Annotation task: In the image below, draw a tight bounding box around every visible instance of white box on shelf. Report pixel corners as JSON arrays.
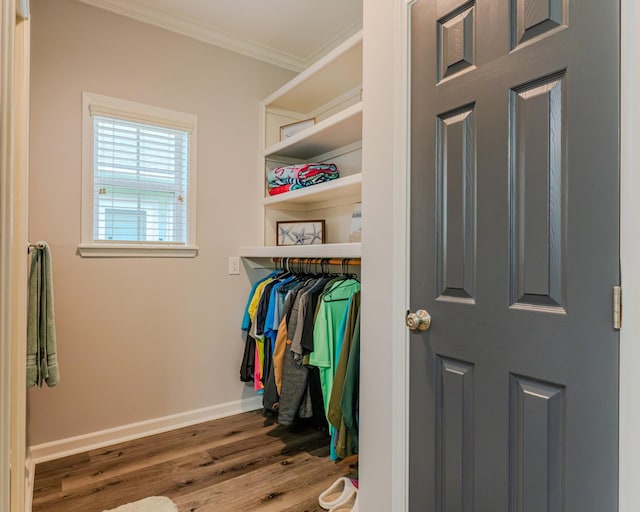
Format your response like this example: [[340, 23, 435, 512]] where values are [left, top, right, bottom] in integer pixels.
[[349, 202, 362, 243]]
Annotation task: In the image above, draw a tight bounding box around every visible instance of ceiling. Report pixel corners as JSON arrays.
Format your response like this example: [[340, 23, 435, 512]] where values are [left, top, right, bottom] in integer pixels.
[[75, 0, 363, 72]]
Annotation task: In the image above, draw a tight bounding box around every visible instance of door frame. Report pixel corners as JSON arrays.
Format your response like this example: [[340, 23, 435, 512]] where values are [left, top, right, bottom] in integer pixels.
[[390, 0, 639, 510], [11, 7, 30, 512], [0, 0, 29, 510], [618, 0, 640, 509], [0, 0, 17, 509], [389, 1, 413, 511]]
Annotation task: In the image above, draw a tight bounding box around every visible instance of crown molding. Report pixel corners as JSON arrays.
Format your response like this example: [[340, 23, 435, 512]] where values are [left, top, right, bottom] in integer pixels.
[[74, 0, 363, 72], [75, 0, 312, 71]]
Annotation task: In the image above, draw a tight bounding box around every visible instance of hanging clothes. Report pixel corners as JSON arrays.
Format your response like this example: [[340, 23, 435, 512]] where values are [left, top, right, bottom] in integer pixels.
[[328, 292, 361, 459], [240, 271, 280, 387], [239, 263, 361, 459], [309, 278, 361, 416]]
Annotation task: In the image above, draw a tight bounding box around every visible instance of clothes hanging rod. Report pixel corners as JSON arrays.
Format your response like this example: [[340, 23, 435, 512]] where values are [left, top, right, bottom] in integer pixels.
[[272, 257, 361, 267]]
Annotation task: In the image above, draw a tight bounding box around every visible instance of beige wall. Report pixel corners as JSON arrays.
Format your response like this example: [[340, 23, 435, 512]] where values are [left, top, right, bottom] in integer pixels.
[[27, 0, 294, 445]]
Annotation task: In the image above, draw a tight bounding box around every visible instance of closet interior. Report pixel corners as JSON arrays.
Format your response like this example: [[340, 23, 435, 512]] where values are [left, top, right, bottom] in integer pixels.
[[238, 29, 364, 478], [240, 29, 363, 260], [240, 258, 361, 462]]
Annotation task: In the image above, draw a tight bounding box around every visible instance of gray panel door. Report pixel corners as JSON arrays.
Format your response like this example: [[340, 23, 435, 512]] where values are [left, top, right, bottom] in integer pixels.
[[409, 1, 620, 511]]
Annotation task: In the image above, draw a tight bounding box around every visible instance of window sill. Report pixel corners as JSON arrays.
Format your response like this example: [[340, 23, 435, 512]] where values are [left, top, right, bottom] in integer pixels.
[[77, 244, 199, 258]]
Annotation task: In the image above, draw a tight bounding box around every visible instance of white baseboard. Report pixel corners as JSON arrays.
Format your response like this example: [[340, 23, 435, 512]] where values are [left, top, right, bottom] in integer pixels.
[[25, 449, 34, 512], [29, 395, 263, 464]]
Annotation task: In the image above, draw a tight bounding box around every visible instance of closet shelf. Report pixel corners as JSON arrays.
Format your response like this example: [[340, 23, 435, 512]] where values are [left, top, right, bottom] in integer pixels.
[[264, 102, 363, 160], [251, 30, 363, 252], [264, 173, 362, 211], [239, 242, 361, 260], [265, 31, 363, 114]]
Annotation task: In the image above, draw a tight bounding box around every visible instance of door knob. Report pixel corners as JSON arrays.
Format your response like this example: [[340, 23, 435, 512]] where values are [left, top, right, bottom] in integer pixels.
[[406, 309, 431, 331]]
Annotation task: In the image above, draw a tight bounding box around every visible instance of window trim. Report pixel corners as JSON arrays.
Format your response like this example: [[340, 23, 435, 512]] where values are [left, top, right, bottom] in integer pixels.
[[80, 92, 198, 257]]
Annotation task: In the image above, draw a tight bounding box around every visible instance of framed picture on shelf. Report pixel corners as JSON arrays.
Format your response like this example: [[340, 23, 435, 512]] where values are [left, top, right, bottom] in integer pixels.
[[280, 118, 316, 140], [277, 220, 325, 246]]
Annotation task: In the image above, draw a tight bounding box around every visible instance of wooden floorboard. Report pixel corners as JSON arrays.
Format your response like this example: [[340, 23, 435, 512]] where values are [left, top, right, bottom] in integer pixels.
[[32, 410, 356, 512]]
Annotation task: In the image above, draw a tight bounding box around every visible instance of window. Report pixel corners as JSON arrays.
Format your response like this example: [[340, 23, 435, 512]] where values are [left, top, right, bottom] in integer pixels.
[[92, 115, 187, 243], [80, 93, 197, 257]]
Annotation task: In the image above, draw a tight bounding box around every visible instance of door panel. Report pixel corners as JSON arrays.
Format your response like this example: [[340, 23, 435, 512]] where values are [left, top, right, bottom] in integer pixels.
[[437, 5, 475, 81], [512, 0, 566, 48], [409, 0, 620, 510], [509, 375, 565, 512], [436, 357, 475, 512], [436, 105, 476, 301], [509, 73, 566, 309]]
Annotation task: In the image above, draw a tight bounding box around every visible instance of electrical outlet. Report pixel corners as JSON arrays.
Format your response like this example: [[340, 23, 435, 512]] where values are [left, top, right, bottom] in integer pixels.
[[228, 256, 240, 275]]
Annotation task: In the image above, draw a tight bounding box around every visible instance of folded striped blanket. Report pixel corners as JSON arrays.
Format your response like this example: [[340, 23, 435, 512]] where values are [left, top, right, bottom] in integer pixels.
[[267, 163, 339, 196]]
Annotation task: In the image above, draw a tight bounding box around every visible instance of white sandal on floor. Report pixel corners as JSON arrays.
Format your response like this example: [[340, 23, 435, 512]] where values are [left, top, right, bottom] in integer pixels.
[[328, 489, 358, 512], [318, 477, 356, 510]]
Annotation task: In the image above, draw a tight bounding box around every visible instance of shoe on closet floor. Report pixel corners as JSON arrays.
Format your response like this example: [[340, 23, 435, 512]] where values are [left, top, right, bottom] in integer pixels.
[[328, 489, 358, 512], [318, 477, 356, 510]]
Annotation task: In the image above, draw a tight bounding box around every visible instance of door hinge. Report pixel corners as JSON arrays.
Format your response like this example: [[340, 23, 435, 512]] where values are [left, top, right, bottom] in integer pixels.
[[613, 285, 622, 330]]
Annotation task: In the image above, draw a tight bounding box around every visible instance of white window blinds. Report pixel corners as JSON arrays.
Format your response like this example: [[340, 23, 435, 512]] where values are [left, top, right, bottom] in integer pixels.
[[92, 115, 189, 244]]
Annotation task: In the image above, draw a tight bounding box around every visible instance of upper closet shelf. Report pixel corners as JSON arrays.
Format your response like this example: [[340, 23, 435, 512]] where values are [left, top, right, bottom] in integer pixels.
[[264, 102, 363, 160], [264, 31, 363, 114]]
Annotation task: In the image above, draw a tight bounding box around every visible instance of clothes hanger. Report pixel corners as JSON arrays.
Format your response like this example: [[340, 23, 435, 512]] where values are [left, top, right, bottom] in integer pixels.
[[342, 258, 358, 280], [322, 274, 358, 303]]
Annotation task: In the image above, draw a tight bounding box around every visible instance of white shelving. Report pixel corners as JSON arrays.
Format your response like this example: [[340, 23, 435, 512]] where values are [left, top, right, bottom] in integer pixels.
[[263, 173, 362, 210], [264, 102, 362, 160], [239, 243, 361, 259], [242, 30, 363, 260], [264, 32, 363, 114]]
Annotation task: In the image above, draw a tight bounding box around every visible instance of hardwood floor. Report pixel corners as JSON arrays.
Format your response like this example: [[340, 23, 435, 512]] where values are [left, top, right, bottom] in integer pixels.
[[32, 410, 356, 512]]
